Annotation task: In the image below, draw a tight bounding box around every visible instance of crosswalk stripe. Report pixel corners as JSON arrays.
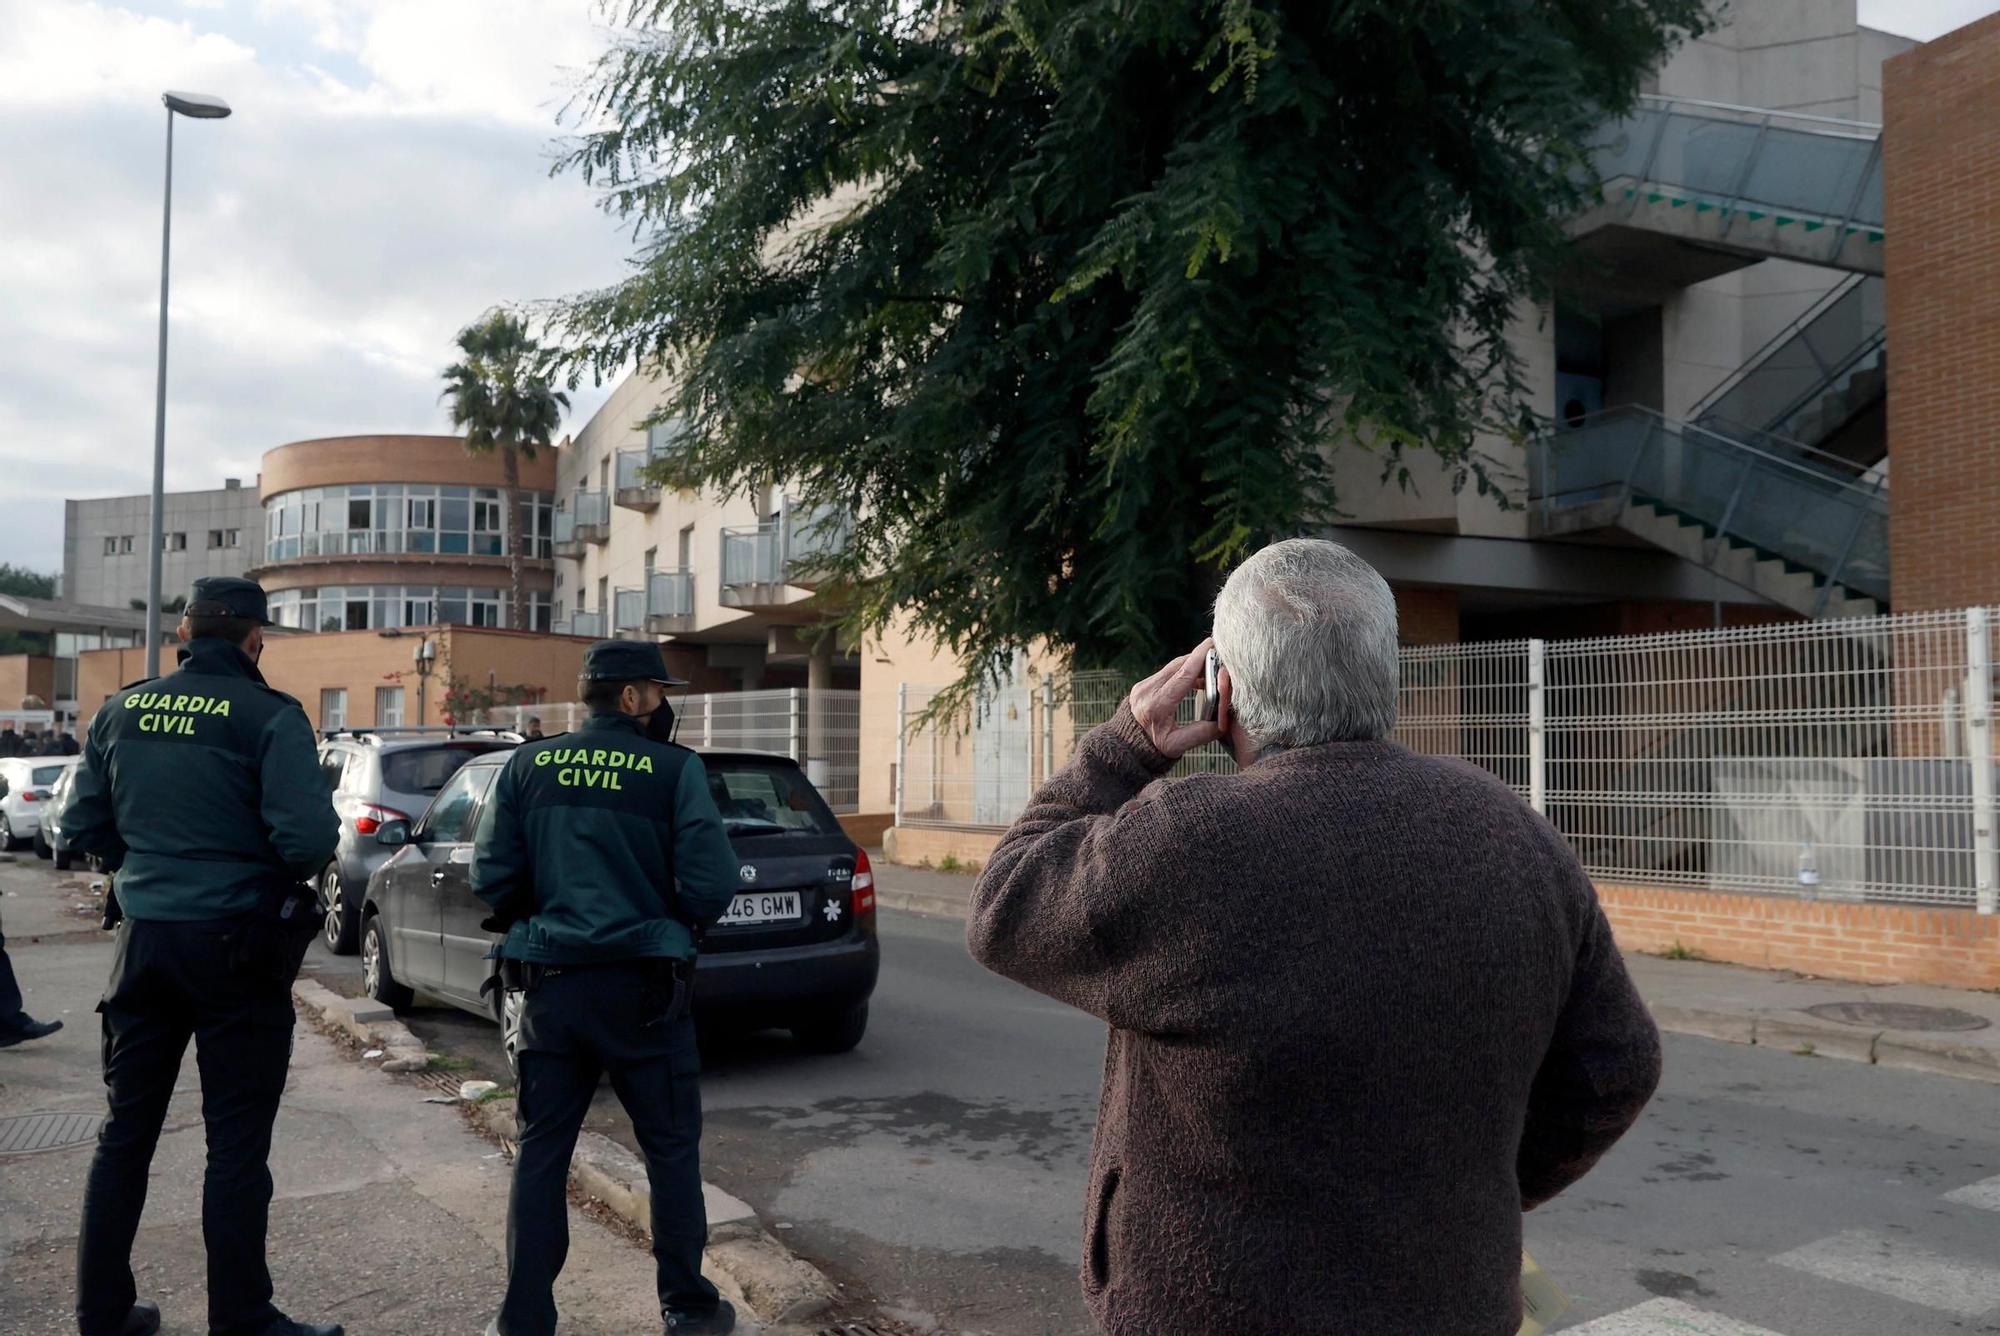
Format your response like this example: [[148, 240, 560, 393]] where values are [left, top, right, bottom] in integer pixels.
[[1560, 1297, 1793, 1335], [1770, 1229, 2000, 1319], [1942, 1174, 2000, 1211]]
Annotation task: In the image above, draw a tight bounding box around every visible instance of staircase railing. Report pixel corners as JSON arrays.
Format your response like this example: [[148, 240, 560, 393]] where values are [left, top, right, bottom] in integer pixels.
[[1691, 275, 1886, 461], [1591, 95, 1884, 261], [1529, 406, 1889, 607]]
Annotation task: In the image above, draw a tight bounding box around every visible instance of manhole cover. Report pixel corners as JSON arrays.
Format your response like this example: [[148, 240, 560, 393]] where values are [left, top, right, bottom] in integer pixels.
[[0, 1111, 103, 1155], [1804, 1002, 1992, 1033]]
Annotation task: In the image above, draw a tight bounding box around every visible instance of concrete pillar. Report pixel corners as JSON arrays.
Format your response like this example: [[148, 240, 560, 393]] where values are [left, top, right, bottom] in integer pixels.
[[806, 635, 834, 789]]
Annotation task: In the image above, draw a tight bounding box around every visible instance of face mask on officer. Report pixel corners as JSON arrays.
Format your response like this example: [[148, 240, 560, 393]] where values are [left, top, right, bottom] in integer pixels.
[[621, 681, 675, 742]]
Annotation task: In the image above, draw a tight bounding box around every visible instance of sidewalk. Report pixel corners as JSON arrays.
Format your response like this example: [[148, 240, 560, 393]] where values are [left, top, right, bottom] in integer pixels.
[[870, 853, 2000, 1084], [0, 855, 770, 1336]]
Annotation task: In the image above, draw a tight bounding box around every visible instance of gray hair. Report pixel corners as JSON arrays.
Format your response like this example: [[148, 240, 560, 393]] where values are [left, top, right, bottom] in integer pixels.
[[1212, 539, 1400, 748]]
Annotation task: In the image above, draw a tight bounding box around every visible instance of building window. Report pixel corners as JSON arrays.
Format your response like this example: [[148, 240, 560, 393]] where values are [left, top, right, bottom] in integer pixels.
[[207, 530, 224, 549], [267, 583, 527, 632], [320, 688, 348, 732], [118, 535, 133, 554], [225, 529, 240, 548], [262, 484, 555, 563], [166, 532, 187, 552], [375, 686, 405, 729], [103, 537, 117, 556]]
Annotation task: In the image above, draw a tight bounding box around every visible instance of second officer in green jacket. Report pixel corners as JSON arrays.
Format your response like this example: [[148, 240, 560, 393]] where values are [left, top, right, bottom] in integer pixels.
[[473, 640, 740, 1336]]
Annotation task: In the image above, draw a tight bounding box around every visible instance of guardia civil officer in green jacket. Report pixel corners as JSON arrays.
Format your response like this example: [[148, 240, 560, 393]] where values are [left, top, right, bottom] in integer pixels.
[[64, 578, 342, 1336], [473, 640, 740, 1336]]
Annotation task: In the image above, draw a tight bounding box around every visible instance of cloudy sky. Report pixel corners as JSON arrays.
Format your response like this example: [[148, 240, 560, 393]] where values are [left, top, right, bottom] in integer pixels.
[[1, 0, 1996, 580]]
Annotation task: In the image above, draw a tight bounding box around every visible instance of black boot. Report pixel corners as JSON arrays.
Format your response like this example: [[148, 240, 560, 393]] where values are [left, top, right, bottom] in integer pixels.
[[0, 1015, 61, 1047], [665, 1299, 736, 1334], [253, 1319, 344, 1336], [119, 1300, 161, 1336]]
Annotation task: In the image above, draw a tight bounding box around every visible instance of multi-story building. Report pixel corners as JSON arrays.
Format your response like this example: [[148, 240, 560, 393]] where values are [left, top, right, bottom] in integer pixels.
[[551, 376, 859, 692], [61, 479, 262, 609], [249, 434, 559, 634]]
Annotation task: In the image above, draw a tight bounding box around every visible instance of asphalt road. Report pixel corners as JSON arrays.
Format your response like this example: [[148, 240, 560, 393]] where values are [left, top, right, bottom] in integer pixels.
[[308, 911, 2000, 1336]]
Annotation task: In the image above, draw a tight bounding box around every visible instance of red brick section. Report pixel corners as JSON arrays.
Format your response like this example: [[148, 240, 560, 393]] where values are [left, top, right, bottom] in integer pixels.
[[1598, 883, 2000, 991], [1883, 13, 2000, 611]]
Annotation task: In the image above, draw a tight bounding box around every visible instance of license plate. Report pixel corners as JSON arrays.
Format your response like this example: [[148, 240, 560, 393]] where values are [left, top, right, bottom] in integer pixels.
[[719, 891, 803, 927]]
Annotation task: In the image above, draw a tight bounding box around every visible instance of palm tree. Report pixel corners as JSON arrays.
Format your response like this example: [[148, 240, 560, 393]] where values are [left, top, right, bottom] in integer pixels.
[[440, 312, 569, 632]]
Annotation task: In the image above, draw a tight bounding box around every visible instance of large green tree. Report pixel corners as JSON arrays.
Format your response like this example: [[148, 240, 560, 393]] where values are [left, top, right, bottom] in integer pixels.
[[546, 0, 1708, 702], [441, 313, 570, 632]]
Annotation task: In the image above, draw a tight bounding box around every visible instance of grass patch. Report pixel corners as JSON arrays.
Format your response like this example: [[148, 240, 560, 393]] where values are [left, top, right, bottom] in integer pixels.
[[475, 1086, 517, 1104], [1656, 941, 1707, 962], [426, 1053, 476, 1073], [936, 854, 982, 874]]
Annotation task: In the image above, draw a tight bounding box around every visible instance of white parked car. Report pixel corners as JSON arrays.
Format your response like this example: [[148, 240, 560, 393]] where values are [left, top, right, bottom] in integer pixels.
[[0, 756, 81, 851]]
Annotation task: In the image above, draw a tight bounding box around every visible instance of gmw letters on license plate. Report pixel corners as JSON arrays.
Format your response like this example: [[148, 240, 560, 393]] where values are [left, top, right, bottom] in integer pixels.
[[722, 891, 802, 926]]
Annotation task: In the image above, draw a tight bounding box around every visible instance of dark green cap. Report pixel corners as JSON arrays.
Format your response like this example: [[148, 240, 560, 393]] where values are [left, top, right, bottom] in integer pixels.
[[581, 639, 686, 686], [186, 576, 274, 626]]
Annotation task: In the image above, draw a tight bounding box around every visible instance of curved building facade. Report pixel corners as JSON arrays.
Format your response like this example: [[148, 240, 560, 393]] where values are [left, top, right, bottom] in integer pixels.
[[250, 435, 558, 633]]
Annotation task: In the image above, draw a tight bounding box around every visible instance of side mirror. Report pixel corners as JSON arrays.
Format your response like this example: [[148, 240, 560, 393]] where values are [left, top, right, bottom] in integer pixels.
[[377, 820, 412, 848]]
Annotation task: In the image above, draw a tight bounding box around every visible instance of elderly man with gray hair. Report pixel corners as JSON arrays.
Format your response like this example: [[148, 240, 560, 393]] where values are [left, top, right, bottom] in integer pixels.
[[968, 538, 1662, 1336]]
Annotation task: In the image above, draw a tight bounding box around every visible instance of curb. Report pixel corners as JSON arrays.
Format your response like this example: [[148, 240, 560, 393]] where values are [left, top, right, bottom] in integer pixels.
[[1649, 1003, 2000, 1084], [294, 979, 836, 1328], [293, 978, 430, 1070], [873, 887, 974, 920]]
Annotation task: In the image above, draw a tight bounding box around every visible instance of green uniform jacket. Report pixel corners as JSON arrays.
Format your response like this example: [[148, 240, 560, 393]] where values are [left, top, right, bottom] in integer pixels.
[[471, 711, 739, 965], [63, 637, 339, 921]]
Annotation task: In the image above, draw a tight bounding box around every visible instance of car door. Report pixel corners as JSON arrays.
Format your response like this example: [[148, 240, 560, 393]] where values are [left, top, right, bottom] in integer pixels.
[[389, 765, 485, 992], [439, 765, 505, 1004]]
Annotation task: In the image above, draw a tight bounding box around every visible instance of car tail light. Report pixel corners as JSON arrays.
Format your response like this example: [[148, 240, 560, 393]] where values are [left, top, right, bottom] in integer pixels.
[[852, 848, 875, 916], [353, 802, 409, 835], [20, 790, 40, 802]]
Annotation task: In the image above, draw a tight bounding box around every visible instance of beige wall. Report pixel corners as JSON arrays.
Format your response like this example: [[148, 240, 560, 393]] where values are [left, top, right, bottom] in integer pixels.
[[0, 655, 56, 709], [260, 435, 557, 501]]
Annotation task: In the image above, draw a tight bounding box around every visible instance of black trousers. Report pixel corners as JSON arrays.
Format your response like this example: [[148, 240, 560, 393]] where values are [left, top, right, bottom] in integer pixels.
[[0, 921, 25, 1028], [499, 963, 718, 1336], [76, 919, 295, 1336]]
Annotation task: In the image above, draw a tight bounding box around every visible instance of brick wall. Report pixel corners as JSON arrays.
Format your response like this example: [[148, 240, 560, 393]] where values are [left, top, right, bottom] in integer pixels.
[[0, 655, 56, 709], [1599, 883, 2000, 991], [1394, 586, 1460, 645], [1883, 13, 2000, 610]]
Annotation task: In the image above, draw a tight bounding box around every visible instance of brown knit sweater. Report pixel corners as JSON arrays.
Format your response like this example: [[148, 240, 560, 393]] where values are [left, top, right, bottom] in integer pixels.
[[967, 704, 1662, 1336]]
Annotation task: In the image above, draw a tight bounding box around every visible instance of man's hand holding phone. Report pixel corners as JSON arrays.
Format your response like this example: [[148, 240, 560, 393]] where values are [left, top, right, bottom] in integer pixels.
[[1125, 638, 1227, 762]]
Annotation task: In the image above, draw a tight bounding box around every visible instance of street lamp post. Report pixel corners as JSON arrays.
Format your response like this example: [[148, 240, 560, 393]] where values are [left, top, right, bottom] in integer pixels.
[[145, 91, 232, 678]]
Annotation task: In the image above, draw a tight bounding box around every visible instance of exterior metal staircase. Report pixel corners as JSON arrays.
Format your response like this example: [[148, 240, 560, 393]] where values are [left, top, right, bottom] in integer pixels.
[[1576, 95, 1885, 276], [1528, 407, 1887, 619]]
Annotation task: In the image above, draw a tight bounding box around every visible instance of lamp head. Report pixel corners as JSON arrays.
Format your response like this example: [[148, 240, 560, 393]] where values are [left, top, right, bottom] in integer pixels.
[[163, 91, 232, 119]]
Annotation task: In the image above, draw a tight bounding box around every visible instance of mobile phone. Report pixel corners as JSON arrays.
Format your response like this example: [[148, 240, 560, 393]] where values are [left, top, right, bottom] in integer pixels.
[[1199, 648, 1220, 722]]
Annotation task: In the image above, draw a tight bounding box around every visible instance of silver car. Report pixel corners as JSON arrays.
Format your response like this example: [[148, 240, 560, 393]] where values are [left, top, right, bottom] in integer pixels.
[[315, 728, 519, 954], [0, 756, 79, 852]]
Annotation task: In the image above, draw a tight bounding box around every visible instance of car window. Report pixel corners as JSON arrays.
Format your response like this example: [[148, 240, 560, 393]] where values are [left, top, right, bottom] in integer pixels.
[[416, 764, 494, 844], [381, 742, 511, 797], [31, 765, 67, 787], [703, 760, 842, 836], [319, 750, 348, 793]]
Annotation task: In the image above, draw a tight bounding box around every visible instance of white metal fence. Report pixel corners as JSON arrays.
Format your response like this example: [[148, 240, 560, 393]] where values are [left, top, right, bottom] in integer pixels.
[[893, 607, 1999, 911], [477, 687, 862, 812]]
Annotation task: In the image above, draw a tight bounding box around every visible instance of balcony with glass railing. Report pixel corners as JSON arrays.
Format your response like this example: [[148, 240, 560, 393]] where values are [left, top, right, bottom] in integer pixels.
[[552, 490, 611, 558], [646, 569, 696, 632], [615, 449, 660, 512], [613, 586, 647, 636], [554, 609, 606, 638], [717, 497, 853, 607]]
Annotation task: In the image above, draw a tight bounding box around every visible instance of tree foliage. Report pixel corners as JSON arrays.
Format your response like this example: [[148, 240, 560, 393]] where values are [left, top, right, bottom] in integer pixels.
[[0, 564, 57, 656], [546, 0, 1709, 701], [442, 313, 570, 631]]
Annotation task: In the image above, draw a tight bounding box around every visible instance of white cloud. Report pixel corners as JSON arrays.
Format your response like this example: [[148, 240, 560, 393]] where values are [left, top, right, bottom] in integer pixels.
[[0, 0, 629, 577]]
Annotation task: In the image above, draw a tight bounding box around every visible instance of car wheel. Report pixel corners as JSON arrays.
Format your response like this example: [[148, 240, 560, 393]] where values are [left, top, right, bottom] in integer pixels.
[[321, 866, 360, 955], [34, 828, 51, 860], [361, 914, 415, 1010], [0, 813, 17, 851], [792, 1001, 868, 1055], [492, 982, 524, 1083], [53, 844, 73, 871]]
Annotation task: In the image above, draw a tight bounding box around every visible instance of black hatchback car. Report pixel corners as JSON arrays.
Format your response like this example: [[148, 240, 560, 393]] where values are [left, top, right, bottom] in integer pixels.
[[357, 745, 880, 1065]]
